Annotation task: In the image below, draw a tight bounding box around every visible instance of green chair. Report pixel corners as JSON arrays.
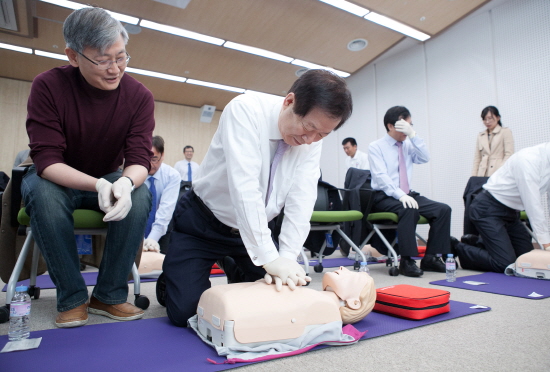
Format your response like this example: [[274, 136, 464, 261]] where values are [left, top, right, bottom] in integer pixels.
[[0, 167, 149, 324]]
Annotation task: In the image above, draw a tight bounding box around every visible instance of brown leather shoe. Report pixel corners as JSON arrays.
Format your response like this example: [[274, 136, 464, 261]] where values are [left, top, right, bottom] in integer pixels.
[[55, 303, 88, 328], [88, 296, 144, 321]]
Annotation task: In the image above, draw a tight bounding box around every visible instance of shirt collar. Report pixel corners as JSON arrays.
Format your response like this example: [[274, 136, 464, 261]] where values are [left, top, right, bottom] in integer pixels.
[[383, 133, 400, 146], [269, 97, 285, 140]]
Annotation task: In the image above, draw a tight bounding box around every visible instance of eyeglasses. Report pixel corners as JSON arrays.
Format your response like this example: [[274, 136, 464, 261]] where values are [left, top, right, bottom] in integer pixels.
[[77, 51, 131, 70], [150, 156, 161, 164], [483, 117, 496, 123]]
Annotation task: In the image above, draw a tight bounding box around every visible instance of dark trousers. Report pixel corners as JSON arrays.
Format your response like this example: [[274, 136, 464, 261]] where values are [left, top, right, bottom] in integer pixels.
[[456, 190, 532, 272], [372, 191, 452, 257], [163, 191, 266, 327]]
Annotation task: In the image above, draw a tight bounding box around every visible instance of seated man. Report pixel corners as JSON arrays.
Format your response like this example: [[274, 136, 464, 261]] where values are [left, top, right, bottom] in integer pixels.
[[143, 136, 181, 254], [368, 106, 451, 277], [342, 137, 369, 170], [23, 7, 154, 327], [455, 142, 550, 272], [161, 69, 353, 326]]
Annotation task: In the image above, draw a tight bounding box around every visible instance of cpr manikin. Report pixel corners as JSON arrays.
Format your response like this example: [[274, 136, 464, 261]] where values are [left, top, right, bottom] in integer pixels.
[[189, 267, 376, 363], [137, 252, 164, 278]]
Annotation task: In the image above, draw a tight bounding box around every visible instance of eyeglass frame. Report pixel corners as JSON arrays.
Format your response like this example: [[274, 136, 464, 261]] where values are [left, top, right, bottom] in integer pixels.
[[150, 156, 161, 164], [76, 50, 131, 70]]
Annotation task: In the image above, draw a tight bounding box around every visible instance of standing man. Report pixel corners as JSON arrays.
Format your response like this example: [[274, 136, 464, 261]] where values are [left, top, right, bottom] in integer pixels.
[[342, 137, 369, 170], [174, 145, 200, 182], [368, 106, 451, 277], [160, 70, 353, 326], [23, 7, 154, 328], [143, 136, 181, 254], [455, 142, 550, 272]]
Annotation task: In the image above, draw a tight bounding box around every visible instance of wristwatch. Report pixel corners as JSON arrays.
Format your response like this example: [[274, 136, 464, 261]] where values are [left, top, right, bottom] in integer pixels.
[[123, 176, 135, 192]]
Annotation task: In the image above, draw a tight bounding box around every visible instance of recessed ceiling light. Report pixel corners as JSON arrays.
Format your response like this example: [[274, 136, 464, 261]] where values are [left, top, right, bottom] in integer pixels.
[[295, 68, 309, 77], [124, 24, 142, 35], [347, 38, 368, 51]]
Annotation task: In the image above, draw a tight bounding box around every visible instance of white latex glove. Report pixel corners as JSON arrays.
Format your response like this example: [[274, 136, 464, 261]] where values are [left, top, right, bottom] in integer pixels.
[[394, 119, 416, 138], [263, 257, 311, 291], [543, 243, 550, 251], [103, 177, 133, 222], [143, 238, 160, 252], [399, 194, 419, 209], [95, 178, 114, 214]]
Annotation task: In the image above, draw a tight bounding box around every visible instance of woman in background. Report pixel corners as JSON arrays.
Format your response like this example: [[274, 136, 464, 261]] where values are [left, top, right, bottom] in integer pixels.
[[472, 106, 514, 177]]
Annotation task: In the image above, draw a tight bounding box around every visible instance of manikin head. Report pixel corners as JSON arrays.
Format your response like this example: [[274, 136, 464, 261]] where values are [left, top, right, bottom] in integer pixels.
[[322, 266, 376, 324]]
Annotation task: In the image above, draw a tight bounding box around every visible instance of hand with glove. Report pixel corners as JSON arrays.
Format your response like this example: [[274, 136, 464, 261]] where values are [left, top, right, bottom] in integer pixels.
[[394, 119, 416, 139], [263, 256, 311, 291], [143, 238, 160, 252], [103, 177, 133, 222], [399, 194, 419, 209], [95, 178, 114, 214]]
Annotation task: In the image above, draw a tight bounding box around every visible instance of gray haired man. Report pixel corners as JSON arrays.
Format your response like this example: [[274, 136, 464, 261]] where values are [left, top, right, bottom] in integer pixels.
[[23, 7, 155, 328]]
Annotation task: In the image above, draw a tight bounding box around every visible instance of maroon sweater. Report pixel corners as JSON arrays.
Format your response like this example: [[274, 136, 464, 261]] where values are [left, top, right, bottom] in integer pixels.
[[26, 65, 155, 178]]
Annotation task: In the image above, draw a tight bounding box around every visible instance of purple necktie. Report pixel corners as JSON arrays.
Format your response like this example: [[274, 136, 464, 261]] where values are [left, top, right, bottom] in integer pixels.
[[396, 141, 410, 194], [266, 140, 289, 205]]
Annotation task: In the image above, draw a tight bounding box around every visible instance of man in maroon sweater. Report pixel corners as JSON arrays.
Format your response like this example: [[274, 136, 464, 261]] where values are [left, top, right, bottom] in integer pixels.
[[23, 7, 155, 328]]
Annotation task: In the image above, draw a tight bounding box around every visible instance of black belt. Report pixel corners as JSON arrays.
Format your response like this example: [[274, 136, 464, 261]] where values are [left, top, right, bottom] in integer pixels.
[[190, 189, 240, 236]]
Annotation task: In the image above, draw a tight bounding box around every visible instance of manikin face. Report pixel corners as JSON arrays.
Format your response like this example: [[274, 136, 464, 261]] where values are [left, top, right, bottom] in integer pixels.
[[343, 143, 357, 157], [184, 148, 194, 161], [387, 116, 412, 142], [483, 112, 500, 132], [149, 147, 164, 175], [278, 93, 341, 146], [322, 266, 370, 310], [66, 35, 127, 91]]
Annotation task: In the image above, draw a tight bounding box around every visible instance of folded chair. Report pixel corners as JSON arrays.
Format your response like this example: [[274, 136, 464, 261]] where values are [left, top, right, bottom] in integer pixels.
[[354, 189, 428, 276], [0, 166, 149, 324], [300, 181, 366, 274]]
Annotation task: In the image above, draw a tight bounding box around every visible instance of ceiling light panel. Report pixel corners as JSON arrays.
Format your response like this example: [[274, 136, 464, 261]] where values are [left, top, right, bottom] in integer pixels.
[[34, 50, 68, 60], [39, 0, 139, 24], [126, 67, 187, 82], [0, 43, 33, 54], [318, 0, 369, 17], [223, 41, 294, 63], [291, 60, 350, 78], [186, 79, 245, 94], [365, 12, 430, 42], [139, 20, 224, 46]]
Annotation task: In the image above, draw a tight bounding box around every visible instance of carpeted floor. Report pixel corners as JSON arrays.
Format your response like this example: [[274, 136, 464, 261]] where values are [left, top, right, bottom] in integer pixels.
[[1, 250, 549, 372]]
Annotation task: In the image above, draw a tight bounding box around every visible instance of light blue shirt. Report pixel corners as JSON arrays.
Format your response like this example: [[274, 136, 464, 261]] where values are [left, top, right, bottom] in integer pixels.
[[145, 162, 181, 242], [368, 133, 430, 200]]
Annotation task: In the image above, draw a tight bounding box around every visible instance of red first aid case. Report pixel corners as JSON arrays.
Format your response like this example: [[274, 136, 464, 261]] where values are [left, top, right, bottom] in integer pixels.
[[374, 284, 450, 320]]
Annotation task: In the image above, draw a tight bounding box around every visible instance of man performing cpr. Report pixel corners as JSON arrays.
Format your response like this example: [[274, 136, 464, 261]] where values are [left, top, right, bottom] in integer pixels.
[[160, 70, 353, 326]]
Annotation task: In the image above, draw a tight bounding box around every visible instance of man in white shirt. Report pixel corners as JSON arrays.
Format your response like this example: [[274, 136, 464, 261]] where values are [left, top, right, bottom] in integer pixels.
[[143, 136, 181, 254], [369, 106, 451, 277], [455, 142, 550, 272], [342, 137, 369, 170], [160, 70, 353, 326], [174, 145, 200, 182]]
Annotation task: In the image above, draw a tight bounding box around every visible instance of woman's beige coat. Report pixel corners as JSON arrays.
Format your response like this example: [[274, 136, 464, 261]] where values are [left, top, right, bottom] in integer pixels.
[[472, 125, 514, 177]]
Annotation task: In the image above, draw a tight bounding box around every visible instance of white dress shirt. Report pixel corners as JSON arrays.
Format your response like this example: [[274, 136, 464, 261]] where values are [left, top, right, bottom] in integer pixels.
[[193, 92, 322, 266], [368, 133, 430, 200], [345, 149, 369, 170], [484, 142, 550, 244], [174, 159, 200, 181], [145, 162, 181, 242]]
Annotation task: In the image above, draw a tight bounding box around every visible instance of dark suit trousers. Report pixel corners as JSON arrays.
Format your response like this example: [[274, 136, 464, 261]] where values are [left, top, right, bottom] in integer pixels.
[[456, 191, 532, 273], [372, 191, 452, 257], [163, 191, 266, 327]]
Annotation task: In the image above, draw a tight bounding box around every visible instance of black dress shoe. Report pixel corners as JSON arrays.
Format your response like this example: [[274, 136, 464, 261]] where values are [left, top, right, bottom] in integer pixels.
[[156, 272, 166, 307], [399, 257, 423, 277], [450, 236, 460, 256], [461, 234, 480, 247], [420, 254, 446, 273]]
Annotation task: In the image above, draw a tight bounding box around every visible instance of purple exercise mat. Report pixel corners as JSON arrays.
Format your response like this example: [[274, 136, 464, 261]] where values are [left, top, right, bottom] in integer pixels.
[[0, 300, 489, 372], [2, 272, 157, 292], [430, 272, 550, 299]]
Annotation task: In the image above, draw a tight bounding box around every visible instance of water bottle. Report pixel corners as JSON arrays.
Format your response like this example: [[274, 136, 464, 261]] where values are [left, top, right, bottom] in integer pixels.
[[445, 254, 456, 282], [9, 286, 31, 341], [359, 261, 369, 274]]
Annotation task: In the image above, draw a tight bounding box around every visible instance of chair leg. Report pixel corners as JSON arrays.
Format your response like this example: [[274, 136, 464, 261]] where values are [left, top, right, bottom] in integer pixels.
[[523, 221, 543, 249], [5, 230, 34, 307], [372, 225, 399, 269], [300, 247, 310, 275], [335, 226, 367, 265], [415, 232, 427, 246]]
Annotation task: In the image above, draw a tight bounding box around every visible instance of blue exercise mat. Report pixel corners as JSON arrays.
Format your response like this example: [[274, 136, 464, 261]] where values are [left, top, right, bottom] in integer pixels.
[[0, 300, 489, 371], [430, 272, 550, 299]]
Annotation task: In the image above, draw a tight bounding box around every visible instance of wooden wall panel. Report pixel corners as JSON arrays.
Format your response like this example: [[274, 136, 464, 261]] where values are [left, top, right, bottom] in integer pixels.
[[0, 77, 219, 177]]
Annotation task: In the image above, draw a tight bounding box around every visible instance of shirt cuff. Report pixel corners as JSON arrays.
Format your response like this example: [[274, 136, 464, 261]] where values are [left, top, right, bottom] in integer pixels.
[[249, 241, 280, 267], [146, 229, 163, 242]]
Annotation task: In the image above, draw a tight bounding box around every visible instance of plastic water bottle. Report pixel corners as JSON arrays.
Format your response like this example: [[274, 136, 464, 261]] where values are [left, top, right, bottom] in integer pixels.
[[9, 286, 31, 341], [359, 261, 369, 274], [445, 254, 456, 282]]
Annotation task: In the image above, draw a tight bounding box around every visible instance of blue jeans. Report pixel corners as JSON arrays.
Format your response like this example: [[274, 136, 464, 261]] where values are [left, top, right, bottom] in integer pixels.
[[21, 166, 151, 312]]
